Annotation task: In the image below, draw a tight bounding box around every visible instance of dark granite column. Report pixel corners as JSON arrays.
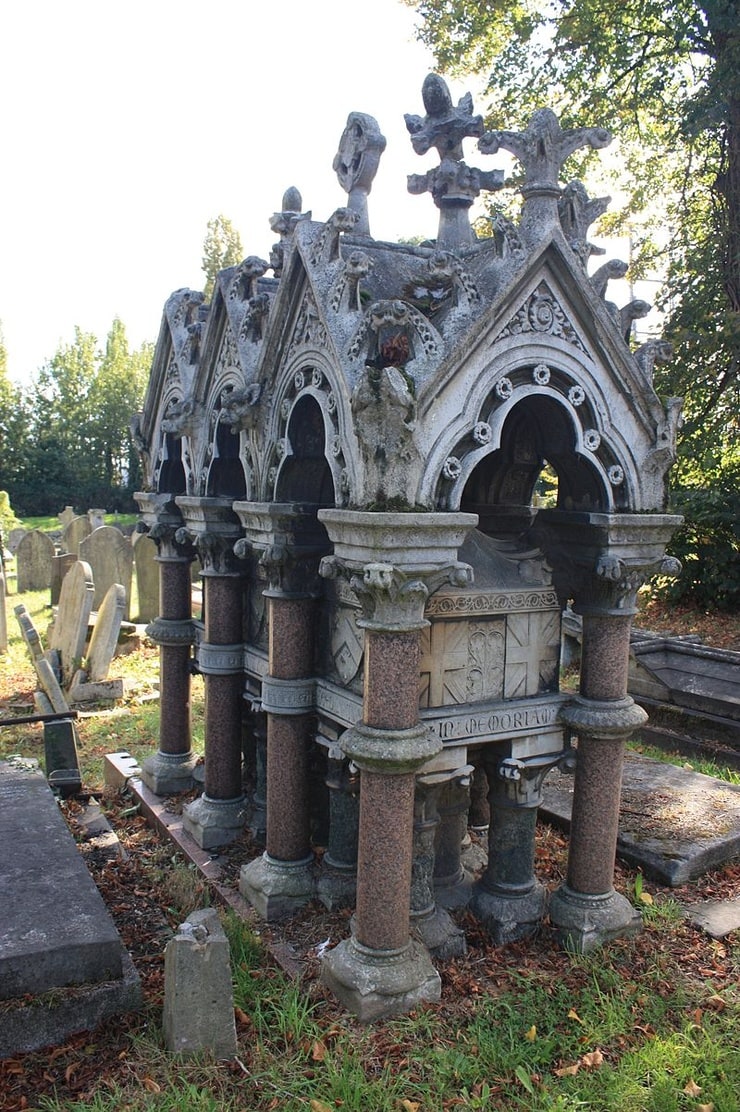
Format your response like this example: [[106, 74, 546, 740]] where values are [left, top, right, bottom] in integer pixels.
[[134, 497, 197, 795], [411, 776, 466, 958], [317, 746, 360, 910], [316, 508, 477, 1022], [434, 774, 474, 908], [532, 510, 683, 953], [235, 503, 328, 921], [175, 498, 247, 850], [471, 747, 572, 943]]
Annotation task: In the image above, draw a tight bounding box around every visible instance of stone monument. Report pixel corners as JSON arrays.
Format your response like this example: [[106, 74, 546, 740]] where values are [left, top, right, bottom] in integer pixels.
[[132, 74, 682, 1019]]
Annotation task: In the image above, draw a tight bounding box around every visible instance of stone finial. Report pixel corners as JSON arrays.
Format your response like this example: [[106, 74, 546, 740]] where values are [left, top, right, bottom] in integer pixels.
[[269, 187, 310, 277], [619, 299, 651, 342], [333, 112, 386, 237], [634, 338, 674, 383], [590, 258, 628, 300], [558, 180, 610, 267], [405, 74, 504, 249], [480, 108, 611, 241], [405, 73, 484, 160]]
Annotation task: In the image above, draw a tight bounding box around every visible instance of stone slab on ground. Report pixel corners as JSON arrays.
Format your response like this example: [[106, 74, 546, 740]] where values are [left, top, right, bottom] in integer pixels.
[[541, 751, 740, 886], [0, 757, 139, 1028], [682, 898, 740, 939]]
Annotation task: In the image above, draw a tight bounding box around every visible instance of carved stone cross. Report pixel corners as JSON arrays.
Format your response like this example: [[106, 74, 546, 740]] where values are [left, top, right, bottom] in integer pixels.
[[333, 112, 386, 237]]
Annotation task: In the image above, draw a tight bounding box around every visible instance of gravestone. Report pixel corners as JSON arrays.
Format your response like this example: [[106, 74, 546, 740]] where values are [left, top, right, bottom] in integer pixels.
[[163, 908, 237, 1058], [61, 515, 93, 556], [0, 562, 6, 653], [50, 551, 78, 606], [88, 508, 106, 529], [0, 757, 141, 1056], [7, 527, 26, 554], [79, 526, 133, 618], [132, 530, 159, 623], [16, 529, 55, 592], [48, 559, 95, 687], [86, 582, 126, 682], [58, 506, 77, 530]]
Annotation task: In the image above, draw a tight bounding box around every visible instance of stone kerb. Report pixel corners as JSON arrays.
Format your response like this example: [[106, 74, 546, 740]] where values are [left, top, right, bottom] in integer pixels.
[[16, 530, 56, 592], [79, 526, 133, 619]]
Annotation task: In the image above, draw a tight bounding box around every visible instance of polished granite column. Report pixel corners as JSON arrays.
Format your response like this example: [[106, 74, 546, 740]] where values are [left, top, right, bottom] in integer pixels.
[[317, 509, 477, 1021], [235, 503, 328, 920], [134, 493, 197, 795], [534, 510, 682, 952], [176, 497, 247, 850]]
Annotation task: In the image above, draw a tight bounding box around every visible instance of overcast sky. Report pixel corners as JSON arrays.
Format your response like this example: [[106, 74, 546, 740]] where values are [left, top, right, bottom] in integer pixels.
[[1, 0, 455, 382]]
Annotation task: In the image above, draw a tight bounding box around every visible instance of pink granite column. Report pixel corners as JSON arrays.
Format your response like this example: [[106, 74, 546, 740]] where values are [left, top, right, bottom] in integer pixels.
[[180, 527, 247, 851], [355, 629, 420, 951], [140, 525, 198, 795]]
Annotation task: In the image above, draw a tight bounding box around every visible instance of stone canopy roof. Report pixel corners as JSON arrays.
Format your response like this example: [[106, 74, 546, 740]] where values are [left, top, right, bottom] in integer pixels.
[[133, 75, 681, 521]]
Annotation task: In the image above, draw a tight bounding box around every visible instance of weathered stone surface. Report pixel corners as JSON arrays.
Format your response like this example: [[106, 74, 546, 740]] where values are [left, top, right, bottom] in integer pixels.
[[0, 759, 131, 1001], [132, 530, 159, 622], [86, 582, 126, 681], [541, 751, 740, 885], [61, 515, 93, 556], [79, 526, 133, 618], [48, 558, 95, 686], [163, 908, 237, 1058], [16, 529, 55, 592], [682, 898, 740, 939]]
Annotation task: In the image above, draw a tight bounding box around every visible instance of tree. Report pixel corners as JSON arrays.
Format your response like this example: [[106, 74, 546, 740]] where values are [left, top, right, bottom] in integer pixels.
[[201, 214, 244, 301], [406, 0, 740, 468]]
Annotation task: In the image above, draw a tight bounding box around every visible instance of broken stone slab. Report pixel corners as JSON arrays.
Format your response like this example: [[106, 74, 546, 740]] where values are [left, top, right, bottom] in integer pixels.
[[682, 898, 740, 939], [541, 751, 740, 886], [68, 673, 125, 705], [163, 908, 237, 1059], [44, 717, 82, 797], [86, 582, 126, 681], [0, 758, 141, 1056]]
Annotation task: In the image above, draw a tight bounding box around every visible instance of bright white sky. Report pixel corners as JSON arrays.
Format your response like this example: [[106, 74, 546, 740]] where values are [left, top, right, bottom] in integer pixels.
[[1, 0, 457, 383]]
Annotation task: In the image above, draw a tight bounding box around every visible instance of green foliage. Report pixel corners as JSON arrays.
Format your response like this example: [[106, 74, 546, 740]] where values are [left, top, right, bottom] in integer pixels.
[[0, 319, 151, 516], [655, 459, 740, 609], [407, 0, 740, 478], [201, 215, 243, 301]]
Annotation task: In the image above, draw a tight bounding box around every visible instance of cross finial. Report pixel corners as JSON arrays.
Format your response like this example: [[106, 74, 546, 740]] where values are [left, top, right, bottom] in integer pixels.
[[405, 74, 504, 249], [333, 113, 386, 237]]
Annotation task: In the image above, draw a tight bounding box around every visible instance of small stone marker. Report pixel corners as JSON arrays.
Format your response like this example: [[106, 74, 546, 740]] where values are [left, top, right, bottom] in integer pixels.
[[682, 898, 740, 939], [163, 908, 237, 1059]]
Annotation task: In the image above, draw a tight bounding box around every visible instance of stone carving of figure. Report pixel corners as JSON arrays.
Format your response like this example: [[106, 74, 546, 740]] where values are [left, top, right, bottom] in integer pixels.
[[351, 364, 420, 503]]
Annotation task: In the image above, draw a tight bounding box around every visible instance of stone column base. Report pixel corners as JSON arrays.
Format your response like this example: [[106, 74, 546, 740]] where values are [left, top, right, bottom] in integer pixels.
[[549, 884, 642, 953], [141, 750, 199, 796], [321, 935, 441, 1023], [412, 906, 467, 960], [181, 793, 246, 850], [239, 853, 315, 921], [434, 868, 473, 910], [470, 881, 548, 945], [316, 865, 357, 911]]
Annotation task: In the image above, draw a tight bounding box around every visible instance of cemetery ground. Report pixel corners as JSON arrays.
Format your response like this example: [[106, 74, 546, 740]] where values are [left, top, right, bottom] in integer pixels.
[[0, 590, 739, 1112]]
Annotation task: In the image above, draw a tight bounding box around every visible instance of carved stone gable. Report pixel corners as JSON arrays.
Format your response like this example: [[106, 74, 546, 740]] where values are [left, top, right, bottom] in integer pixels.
[[288, 290, 328, 358], [494, 281, 587, 353]]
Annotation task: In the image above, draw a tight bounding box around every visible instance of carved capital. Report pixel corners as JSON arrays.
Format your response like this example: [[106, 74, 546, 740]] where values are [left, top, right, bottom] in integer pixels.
[[194, 531, 243, 577], [149, 522, 195, 562]]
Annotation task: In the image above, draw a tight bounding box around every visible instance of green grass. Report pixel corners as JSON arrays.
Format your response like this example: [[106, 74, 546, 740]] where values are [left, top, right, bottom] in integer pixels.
[[16, 513, 138, 533], [4, 590, 740, 1112], [629, 739, 740, 784]]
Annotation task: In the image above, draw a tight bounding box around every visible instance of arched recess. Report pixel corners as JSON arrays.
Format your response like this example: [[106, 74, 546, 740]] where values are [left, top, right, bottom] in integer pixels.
[[157, 431, 187, 496], [460, 394, 608, 538], [206, 407, 247, 500], [276, 394, 335, 505]]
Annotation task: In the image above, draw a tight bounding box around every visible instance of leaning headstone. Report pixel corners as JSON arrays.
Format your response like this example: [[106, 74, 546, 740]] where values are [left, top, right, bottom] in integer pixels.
[[16, 529, 55, 592], [14, 604, 70, 714], [48, 559, 95, 686], [61, 515, 93, 557], [79, 526, 133, 618], [132, 530, 159, 623], [163, 908, 237, 1059], [86, 583, 126, 682]]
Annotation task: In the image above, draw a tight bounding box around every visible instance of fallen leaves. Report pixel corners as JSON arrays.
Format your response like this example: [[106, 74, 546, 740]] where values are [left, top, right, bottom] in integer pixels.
[[554, 1047, 605, 1078]]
